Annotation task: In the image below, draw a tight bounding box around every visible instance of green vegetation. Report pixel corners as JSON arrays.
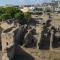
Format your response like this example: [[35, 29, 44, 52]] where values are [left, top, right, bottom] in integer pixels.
[[24, 12, 31, 22], [0, 7, 5, 15], [15, 12, 25, 24], [5, 7, 20, 18], [0, 13, 11, 21], [0, 6, 31, 24]]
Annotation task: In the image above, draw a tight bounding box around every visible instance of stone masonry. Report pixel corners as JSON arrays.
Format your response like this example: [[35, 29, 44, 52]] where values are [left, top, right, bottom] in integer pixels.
[[0, 22, 19, 60]]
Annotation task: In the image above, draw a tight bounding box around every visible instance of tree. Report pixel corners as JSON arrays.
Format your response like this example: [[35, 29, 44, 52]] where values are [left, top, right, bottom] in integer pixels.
[[5, 7, 22, 18], [15, 12, 25, 24], [5, 7, 20, 18], [0, 14, 11, 21], [0, 6, 24, 21], [0, 7, 5, 15], [24, 12, 31, 22], [0, 6, 27, 24]]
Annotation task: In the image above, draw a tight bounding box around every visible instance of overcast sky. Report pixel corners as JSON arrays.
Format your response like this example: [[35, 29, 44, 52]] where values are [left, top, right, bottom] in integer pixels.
[[0, 0, 51, 6]]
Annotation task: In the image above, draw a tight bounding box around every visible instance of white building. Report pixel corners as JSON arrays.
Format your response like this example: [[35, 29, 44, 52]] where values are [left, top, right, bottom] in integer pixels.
[[52, 0, 60, 11]]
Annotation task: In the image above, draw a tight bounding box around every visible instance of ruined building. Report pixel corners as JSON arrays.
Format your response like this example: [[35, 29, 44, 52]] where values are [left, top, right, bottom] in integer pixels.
[[0, 22, 19, 60]]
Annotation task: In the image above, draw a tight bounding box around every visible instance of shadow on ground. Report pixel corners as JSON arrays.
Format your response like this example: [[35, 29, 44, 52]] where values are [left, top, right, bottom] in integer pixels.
[[12, 45, 35, 60]]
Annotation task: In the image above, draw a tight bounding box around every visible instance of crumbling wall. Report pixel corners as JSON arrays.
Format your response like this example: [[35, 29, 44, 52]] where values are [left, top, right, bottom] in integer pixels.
[[1, 32, 15, 60]]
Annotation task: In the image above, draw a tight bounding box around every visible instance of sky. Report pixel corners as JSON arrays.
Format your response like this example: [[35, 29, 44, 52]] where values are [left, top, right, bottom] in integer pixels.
[[0, 0, 51, 6]]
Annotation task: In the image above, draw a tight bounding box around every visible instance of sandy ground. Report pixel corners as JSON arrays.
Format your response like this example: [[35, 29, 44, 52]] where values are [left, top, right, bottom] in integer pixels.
[[12, 45, 60, 60], [16, 46, 60, 60]]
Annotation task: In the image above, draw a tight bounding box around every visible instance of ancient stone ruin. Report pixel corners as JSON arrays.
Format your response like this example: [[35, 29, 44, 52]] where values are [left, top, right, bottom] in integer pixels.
[[0, 22, 19, 60], [0, 18, 60, 60]]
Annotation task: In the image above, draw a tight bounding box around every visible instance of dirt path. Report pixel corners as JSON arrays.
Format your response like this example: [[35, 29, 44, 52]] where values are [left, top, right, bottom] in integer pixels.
[[20, 46, 60, 60]]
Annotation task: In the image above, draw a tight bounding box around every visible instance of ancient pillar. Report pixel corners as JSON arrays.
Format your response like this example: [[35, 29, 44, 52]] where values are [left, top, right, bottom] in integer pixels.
[[50, 30, 54, 50]]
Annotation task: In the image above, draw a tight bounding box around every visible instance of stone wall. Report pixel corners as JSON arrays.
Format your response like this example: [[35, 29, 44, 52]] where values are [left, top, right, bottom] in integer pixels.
[[1, 32, 15, 60]]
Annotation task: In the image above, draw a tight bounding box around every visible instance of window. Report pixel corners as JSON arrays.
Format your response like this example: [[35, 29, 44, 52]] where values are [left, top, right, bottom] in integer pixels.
[[6, 42, 8, 46]]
